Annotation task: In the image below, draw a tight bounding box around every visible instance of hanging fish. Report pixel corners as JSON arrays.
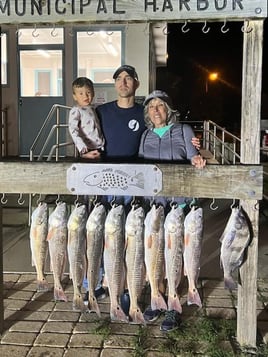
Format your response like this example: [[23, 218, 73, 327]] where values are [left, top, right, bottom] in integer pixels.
[[103, 204, 128, 322], [67, 203, 88, 311], [30, 201, 49, 291], [183, 206, 203, 308], [125, 205, 146, 325], [144, 204, 167, 311], [164, 205, 184, 313], [86, 202, 106, 317], [220, 206, 251, 290], [47, 201, 68, 302]]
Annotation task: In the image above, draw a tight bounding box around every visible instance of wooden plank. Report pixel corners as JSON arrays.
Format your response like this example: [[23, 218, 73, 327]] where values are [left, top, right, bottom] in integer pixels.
[[0, 0, 266, 24], [237, 20, 264, 348], [0, 162, 263, 199]]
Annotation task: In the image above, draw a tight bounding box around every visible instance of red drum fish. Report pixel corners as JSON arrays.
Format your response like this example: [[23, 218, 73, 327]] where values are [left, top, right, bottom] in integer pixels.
[[30, 202, 49, 291], [86, 202, 106, 317], [220, 207, 251, 290], [164, 205, 184, 313], [47, 201, 68, 302], [183, 206, 203, 308], [67, 203, 88, 311], [144, 204, 167, 311], [125, 205, 146, 325], [104, 204, 128, 322]]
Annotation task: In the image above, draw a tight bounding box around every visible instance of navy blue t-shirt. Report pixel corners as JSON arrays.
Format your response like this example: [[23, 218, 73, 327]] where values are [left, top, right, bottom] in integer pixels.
[[96, 101, 145, 162]]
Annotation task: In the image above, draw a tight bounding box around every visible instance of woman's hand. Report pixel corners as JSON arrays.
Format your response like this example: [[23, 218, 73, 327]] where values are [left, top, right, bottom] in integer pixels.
[[191, 155, 206, 169], [81, 150, 101, 160], [191, 137, 201, 150]]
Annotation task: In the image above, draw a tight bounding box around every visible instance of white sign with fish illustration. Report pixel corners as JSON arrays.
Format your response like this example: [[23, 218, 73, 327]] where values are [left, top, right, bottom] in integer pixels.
[[66, 164, 162, 196]]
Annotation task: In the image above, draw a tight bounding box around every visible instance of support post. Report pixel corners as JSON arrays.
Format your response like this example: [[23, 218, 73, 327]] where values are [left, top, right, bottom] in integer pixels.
[[238, 20, 264, 348]]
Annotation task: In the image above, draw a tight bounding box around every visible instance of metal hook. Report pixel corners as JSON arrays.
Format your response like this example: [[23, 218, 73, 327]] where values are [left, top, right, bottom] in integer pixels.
[[93, 195, 98, 206], [69, 28, 74, 37], [87, 30, 94, 36], [1, 193, 8, 205], [55, 194, 60, 205], [18, 193, 25, 206], [162, 26, 169, 35], [110, 196, 116, 207], [51, 25, 58, 37], [209, 198, 218, 211], [241, 20, 253, 33], [106, 31, 114, 36], [131, 196, 136, 207], [16, 26, 22, 37], [202, 21, 210, 34], [32, 25, 39, 38], [74, 195, 79, 205], [221, 19, 229, 34], [37, 194, 42, 204], [181, 20, 190, 34], [230, 199, 236, 209], [254, 202, 259, 211]]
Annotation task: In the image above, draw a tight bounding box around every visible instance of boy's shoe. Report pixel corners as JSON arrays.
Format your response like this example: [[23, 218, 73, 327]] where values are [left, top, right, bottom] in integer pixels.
[[160, 310, 182, 332], [120, 290, 130, 316], [83, 287, 107, 305], [143, 306, 161, 322]]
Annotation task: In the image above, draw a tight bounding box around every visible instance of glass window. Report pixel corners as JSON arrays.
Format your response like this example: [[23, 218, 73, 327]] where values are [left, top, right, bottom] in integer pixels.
[[1, 33, 7, 85], [76, 29, 122, 84]]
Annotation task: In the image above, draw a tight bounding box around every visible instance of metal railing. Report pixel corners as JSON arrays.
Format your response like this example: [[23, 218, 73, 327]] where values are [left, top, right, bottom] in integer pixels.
[[29, 104, 77, 162], [1, 108, 8, 158], [203, 120, 241, 164]]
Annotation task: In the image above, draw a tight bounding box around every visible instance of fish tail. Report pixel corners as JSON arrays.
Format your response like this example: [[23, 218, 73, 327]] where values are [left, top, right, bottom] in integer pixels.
[[151, 293, 167, 311], [88, 294, 101, 317], [224, 276, 237, 291], [37, 278, 49, 292], [72, 292, 87, 312], [129, 307, 146, 325], [168, 294, 182, 313], [110, 304, 129, 323], [187, 288, 202, 308], [133, 172, 144, 189], [54, 286, 68, 302]]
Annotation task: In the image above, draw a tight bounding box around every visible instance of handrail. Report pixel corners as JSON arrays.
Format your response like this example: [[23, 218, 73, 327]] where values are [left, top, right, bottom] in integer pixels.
[[30, 104, 72, 161]]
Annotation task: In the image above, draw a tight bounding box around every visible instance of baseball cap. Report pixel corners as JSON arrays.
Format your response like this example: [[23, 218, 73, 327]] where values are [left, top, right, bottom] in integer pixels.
[[143, 90, 173, 107], [113, 65, 138, 80]]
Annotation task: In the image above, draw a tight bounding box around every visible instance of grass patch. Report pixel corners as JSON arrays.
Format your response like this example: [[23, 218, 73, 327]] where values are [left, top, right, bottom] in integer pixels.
[[92, 317, 112, 340], [131, 326, 149, 357]]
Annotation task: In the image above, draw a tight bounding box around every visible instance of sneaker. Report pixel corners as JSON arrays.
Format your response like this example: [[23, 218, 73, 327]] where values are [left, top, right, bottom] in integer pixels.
[[83, 287, 107, 305], [143, 306, 161, 322], [160, 310, 182, 332], [120, 290, 130, 316]]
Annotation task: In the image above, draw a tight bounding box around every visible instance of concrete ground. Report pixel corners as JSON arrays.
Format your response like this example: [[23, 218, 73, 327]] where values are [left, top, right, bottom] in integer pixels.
[[1, 197, 268, 356]]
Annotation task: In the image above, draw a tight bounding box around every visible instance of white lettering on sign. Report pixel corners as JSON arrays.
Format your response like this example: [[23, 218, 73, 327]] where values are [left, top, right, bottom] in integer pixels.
[[0, 0, 266, 23]]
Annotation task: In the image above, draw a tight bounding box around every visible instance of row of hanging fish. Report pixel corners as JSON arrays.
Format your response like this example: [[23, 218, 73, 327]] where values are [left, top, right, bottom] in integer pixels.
[[29, 200, 204, 324]]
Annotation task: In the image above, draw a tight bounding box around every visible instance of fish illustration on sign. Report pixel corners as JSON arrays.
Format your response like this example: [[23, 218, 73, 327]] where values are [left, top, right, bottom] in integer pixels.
[[83, 168, 144, 191]]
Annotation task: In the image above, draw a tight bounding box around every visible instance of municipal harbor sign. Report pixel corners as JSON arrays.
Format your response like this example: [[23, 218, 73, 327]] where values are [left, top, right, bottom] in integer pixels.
[[0, 0, 266, 24]]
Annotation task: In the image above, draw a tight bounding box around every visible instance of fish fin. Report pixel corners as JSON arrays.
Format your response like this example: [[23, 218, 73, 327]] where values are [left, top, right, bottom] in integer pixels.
[[167, 234, 172, 250], [37, 278, 49, 292], [54, 287, 68, 302], [187, 288, 202, 308], [88, 295, 101, 317], [151, 293, 167, 311], [72, 292, 87, 312], [224, 276, 237, 291], [110, 304, 129, 323], [168, 294, 182, 314], [132, 172, 144, 189], [129, 307, 146, 325], [146, 235, 153, 249], [46, 228, 55, 241], [184, 233, 190, 246]]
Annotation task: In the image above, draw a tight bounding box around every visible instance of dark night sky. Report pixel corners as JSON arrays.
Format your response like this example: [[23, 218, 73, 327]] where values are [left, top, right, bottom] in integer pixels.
[[156, 20, 268, 133]]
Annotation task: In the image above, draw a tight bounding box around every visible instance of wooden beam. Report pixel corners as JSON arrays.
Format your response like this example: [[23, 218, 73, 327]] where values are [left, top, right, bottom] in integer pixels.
[[237, 20, 264, 349], [0, 0, 266, 24], [0, 161, 263, 200]]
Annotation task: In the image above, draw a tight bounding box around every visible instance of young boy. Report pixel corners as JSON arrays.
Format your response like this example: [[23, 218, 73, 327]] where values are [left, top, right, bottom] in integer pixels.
[[68, 77, 105, 160]]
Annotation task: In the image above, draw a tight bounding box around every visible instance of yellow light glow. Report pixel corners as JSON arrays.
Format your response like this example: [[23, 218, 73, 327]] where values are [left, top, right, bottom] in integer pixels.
[[209, 72, 218, 81]]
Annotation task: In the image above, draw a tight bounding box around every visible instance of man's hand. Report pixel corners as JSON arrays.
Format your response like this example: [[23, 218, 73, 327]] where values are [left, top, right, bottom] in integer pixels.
[[191, 155, 206, 169]]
